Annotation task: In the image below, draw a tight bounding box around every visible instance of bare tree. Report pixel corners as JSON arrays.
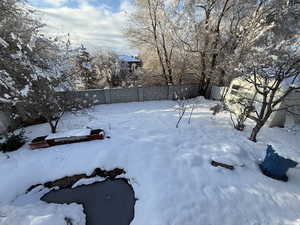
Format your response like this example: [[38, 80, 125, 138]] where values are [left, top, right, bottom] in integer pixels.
[[230, 0, 300, 142], [172, 0, 273, 96], [21, 78, 65, 133], [92, 49, 121, 88], [239, 50, 300, 142], [125, 0, 181, 85]]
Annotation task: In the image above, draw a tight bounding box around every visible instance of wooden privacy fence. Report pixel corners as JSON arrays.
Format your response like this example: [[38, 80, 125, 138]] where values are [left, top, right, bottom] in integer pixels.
[[59, 84, 201, 109], [0, 84, 201, 132]]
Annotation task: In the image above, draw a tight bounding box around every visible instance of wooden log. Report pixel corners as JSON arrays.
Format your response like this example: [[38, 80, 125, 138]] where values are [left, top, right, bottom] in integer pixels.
[[211, 160, 234, 170], [29, 136, 50, 150], [30, 129, 105, 150]]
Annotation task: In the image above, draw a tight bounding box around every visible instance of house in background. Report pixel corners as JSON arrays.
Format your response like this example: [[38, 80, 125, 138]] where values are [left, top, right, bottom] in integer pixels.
[[118, 55, 142, 74]]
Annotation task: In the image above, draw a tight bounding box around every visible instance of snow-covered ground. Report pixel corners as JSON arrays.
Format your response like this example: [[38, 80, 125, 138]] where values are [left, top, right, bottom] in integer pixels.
[[1, 98, 300, 225]]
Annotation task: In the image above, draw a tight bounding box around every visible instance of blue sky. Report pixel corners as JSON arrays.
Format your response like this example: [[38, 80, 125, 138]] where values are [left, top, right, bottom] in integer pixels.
[[28, 0, 136, 54], [29, 0, 127, 12]]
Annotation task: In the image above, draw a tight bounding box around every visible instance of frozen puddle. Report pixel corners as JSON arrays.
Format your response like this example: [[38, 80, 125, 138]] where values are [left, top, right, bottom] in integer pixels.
[[41, 179, 135, 225]]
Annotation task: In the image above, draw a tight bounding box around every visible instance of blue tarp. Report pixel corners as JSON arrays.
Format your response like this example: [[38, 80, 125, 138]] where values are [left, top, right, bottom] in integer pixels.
[[260, 145, 297, 182]]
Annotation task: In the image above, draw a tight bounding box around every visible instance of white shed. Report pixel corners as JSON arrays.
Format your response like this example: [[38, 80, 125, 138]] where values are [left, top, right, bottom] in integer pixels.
[[225, 77, 300, 128]]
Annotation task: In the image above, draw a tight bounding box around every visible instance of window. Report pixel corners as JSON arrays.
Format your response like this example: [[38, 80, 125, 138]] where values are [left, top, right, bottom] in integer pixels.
[[231, 90, 239, 96], [232, 85, 241, 90]]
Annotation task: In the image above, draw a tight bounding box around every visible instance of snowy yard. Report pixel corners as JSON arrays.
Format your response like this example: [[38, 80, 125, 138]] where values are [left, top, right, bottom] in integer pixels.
[[1, 98, 300, 225]]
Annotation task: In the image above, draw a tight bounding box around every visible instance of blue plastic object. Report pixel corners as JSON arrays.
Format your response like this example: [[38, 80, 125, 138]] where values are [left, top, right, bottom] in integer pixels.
[[259, 145, 298, 182]]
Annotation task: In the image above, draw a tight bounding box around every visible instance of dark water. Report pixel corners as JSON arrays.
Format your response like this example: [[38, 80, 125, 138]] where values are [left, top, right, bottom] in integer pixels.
[[41, 179, 135, 225]]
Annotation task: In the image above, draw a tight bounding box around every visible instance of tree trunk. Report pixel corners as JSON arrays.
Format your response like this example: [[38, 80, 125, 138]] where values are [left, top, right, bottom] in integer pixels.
[[204, 79, 212, 98], [49, 120, 58, 134], [249, 123, 262, 142], [249, 108, 273, 142], [49, 123, 56, 133]]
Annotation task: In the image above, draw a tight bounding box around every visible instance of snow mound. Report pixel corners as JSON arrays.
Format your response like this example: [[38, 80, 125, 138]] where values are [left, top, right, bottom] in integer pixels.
[[0, 203, 85, 225]]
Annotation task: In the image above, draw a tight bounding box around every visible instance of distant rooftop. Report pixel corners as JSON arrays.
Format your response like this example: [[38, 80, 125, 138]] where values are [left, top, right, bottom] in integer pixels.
[[118, 55, 140, 63]]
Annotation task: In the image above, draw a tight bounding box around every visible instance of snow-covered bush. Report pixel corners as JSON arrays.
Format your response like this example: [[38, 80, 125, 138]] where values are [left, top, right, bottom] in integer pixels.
[[0, 0, 81, 133], [226, 95, 255, 131], [0, 130, 26, 153]]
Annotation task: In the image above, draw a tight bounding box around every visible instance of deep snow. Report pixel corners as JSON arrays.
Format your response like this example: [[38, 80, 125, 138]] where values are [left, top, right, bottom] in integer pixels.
[[0, 98, 300, 225]]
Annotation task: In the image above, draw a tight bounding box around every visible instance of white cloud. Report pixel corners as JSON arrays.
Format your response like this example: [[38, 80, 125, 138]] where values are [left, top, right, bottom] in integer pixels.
[[120, 0, 135, 12], [45, 0, 68, 7], [33, 1, 137, 54]]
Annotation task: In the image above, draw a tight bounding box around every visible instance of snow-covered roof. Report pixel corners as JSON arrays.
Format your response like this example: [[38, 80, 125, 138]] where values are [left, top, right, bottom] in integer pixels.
[[118, 55, 140, 63], [234, 73, 300, 90]]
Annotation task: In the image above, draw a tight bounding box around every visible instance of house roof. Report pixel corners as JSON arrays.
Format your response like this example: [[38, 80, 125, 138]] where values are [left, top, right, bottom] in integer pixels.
[[118, 55, 140, 63]]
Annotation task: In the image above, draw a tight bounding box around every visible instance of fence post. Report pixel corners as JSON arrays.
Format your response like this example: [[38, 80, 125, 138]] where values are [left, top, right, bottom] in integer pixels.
[[138, 87, 144, 102], [168, 85, 174, 100], [104, 89, 111, 104], [0, 111, 10, 133]]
